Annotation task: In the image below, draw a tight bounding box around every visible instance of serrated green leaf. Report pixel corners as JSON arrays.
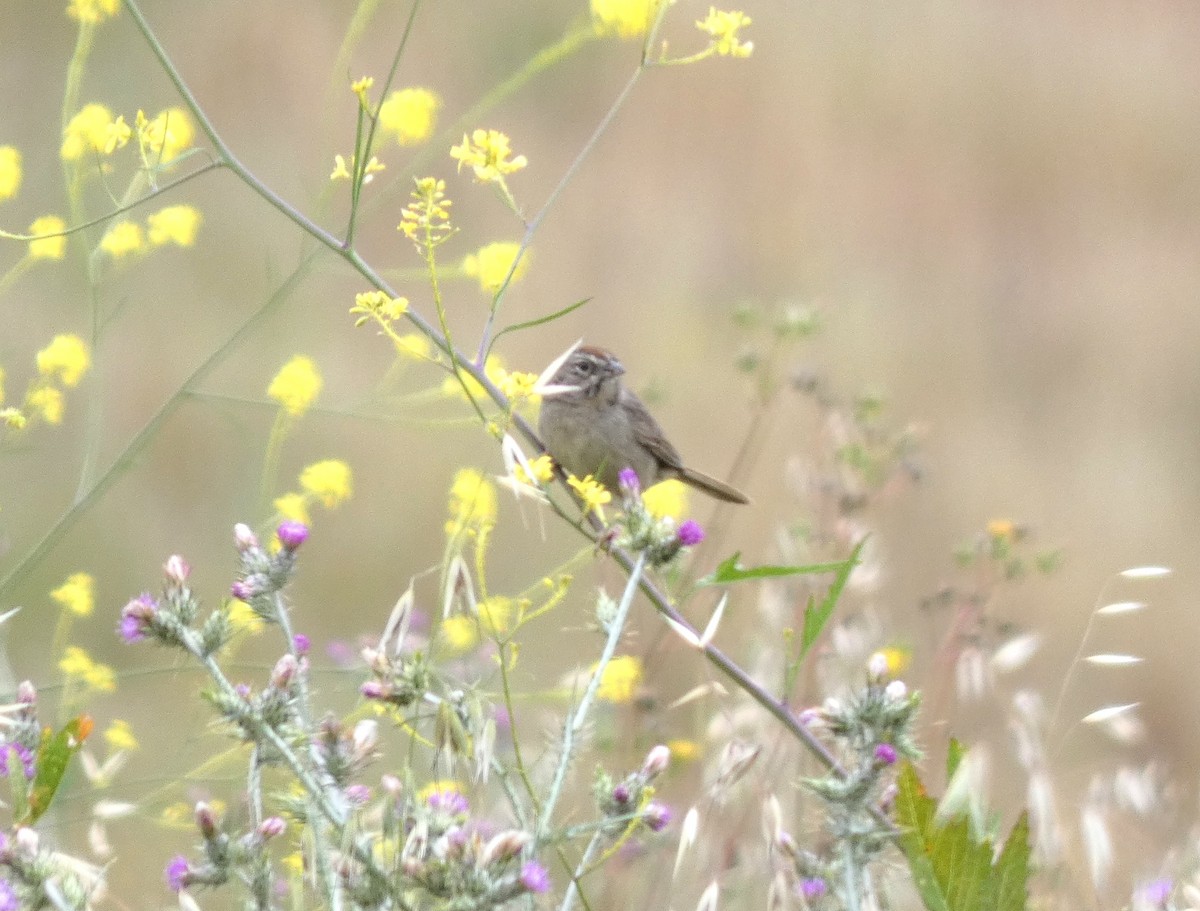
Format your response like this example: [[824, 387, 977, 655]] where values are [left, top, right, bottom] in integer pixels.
[[798, 539, 865, 660], [22, 715, 92, 825], [697, 552, 849, 587], [995, 813, 1031, 911]]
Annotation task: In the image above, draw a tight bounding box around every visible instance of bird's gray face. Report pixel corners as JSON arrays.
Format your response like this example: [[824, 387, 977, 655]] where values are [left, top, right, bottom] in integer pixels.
[[550, 347, 624, 400]]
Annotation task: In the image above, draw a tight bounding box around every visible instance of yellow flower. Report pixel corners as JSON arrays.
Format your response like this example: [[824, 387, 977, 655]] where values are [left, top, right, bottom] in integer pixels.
[[379, 88, 441, 145], [695, 7, 754, 57], [591, 0, 659, 38], [36, 335, 90, 387], [104, 720, 138, 751], [228, 599, 265, 635], [50, 572, 94, 617], [642, 479, 687, 519], [61, 104, 116, 161], [351, 75, 375, 108], [417, 780, 464, 803], [568, 474, 612, 519], [330, 154, 385, 182], [330, 154, 352, 180], [352, 290, 408, 322], [66, 0, 121, 22], [666, 738, 701, 762], [267, 355, 323, 417], [59, 646, 116, 693], [1, 408, 27, 429], [398, 177, 454, 249], [28, 386, 64, 424], [462, 242, 530, 294], [441, 615, 478, 652], [515, 454, 554, 487], [299, 459, 354, 508], [100, 220, 144, 258], [446, 468, 498, 536], [596, 655, 643, 703], [497, 369, 539, 403], [478, 596, 514, 636], [877, 646, 912, 675], [987, 519, 1016, 540], [104, 115, 132, 154], [0, 146, 21, 201], [28, 215, 67, 260], [136, 107, 195, 165], [395, 333, 433, 360], [146, 205, 202, 247], [450, 129, 527, 183], [274, 492, 311, 525]]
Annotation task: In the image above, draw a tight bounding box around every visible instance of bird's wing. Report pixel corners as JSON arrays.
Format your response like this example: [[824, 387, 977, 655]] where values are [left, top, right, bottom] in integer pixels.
[[622, 389, 685, 470]]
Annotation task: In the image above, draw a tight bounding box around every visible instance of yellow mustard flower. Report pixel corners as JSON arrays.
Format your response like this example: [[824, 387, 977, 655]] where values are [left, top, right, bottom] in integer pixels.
[[496, 369, 539, 403], [146, 205, 202, 247], [274, 492, 311, 525], [267, 355, 323, 417], [0, 146, 21, 201], [36, 335, 90, 387], [568, 474, 611, 519], [50, 572, 94, 617], [351, 75, 375, 108], [592, 0, 658, 38], [462, 242, 530, 294], [987, 518, 1016, 540], [379, 88, 441, 145], [28, 386, 64, 424], [104, 115, 132, 154], [695, 7, 753, 57], [395, 333, 433, 360], [666, 738, 701, 763], [137, 107, 195, 165], [330, 155, 352, 181], [1, 408, 27, 429], [398, 176, 454, 248], [450, 130, 527, 183], [228, 599, 266, 635], [59, 646, 117, 693], [299, 459, 354, 508], [515, 454, 554, 487], [642, 479, 688, 519], [66, 0, 121, 22], [878, 645, 912, 675], [417, 780, 464, 803], [61, 103, 116, 161], [28, 215, 67, 260], [352, 290, 408, 322], [445, 468, 498, 536], [441, 615, 478, 652], [100, 220, 144, 258], [330, 153, 385, 183], [104, 719, 138, 751], [596, 655, 643, 703], [478, 596, 514, 636]]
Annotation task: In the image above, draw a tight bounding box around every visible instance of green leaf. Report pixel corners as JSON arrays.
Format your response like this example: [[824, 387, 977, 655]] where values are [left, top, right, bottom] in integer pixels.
[[493, 298, 592, 343], [946, 737, 965, 781], [895, 760, 1031, 911], [697, 552, 849, 587], [22, 715, 92, 825], [798, 539, 865, 661]]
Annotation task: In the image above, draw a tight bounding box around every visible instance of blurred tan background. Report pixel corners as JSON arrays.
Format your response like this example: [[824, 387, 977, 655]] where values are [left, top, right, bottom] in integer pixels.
[[3, 0, 1199, 901]]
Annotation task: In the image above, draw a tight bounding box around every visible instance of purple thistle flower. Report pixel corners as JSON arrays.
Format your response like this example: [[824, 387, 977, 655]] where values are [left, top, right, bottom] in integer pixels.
[[165, 855, 190, 892], [800, 877, 827, 900], [612, 783, 631, 806], [345, 784, 371, 805], [0, 743, 33, 780], [643, 801, 672, 832], [618, 467, 641, 498], [677, 519, 705, 546], [119, 593, 158, 643], [426, 789, 469, 816], [276, 520, 309, 551], [292, 633, 311, 656], [0, 879, 16, 911], [874, 742, 898, 765], [519, 861, 551, 894]]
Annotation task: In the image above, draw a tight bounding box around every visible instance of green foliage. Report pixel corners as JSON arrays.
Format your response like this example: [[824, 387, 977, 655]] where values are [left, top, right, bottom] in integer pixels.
[[22, 715, 91, 825], [895, 761, 1031, 911]]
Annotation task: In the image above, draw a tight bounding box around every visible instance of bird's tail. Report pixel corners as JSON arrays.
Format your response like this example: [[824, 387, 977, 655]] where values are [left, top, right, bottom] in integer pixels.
[[677, 467, 750, 505]]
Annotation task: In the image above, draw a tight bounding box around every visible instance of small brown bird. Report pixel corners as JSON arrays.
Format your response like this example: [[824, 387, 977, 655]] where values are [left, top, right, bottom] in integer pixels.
[[537, 345, 749, 504]]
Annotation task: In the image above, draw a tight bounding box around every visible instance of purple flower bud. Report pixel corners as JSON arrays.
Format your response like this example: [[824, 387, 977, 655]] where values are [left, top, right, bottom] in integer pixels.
[[230, 579, 255, 601], [276, 520, 309, 551], [292, 633, 311, 656], [874, 743, 897, 766], [677, 519, 705, 547], [0, 878, 16, 911], [194, 802, 218, 839], [426, 789, 469, 816], [618, 467, 641, 498], [163, 555, 191, 587], [612, 783, 631, 805], [345, 784, 371, 805], [641, 744, 671, 780], [270, 654, 298, 689], [360, 680, 387, 700], [258, 816, 287, 839], [480, 830, 531, 866], [119, 593, 159, 643], [16, 681, 35, 705], [519, 861, 551, 894], [235, 683, 252, 699], [165, 855, 190, 892], [643, 802, 671, 832], [800, 877, 827, 900]]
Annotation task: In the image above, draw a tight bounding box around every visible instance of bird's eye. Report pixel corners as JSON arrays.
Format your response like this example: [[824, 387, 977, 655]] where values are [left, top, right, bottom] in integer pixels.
[[575, 360, 593, 374]]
